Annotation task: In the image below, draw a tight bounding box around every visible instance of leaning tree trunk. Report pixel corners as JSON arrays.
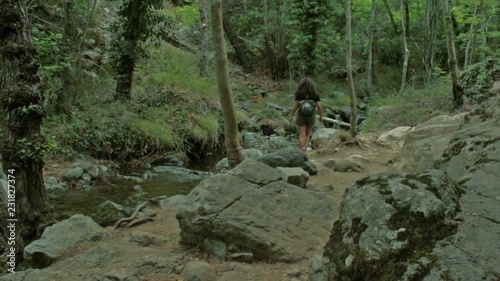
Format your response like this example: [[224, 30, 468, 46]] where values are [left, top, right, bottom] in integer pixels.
[[442, 0, 464, 109], [198, 0, 209, 77], [0, 0, 54, 258], [346, 0, 358, 137], [383, 0, 399, 35], [463, 2, 479, 69], [366, 0, 377, 98], [222, 17, 254, 74], [400, 0, 410, 93], [210, 0, 243, 168]]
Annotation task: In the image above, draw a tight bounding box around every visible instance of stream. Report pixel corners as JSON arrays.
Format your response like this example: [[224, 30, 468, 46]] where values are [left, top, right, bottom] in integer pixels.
[[50, 160, 217, 221]]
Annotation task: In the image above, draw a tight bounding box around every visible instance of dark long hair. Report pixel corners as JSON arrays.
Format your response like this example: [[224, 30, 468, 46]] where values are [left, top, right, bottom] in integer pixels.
[[294, 77, 319, 100]]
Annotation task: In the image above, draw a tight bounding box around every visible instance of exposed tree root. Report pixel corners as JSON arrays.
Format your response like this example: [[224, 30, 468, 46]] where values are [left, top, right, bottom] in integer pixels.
[[114, 196, 166, 229]]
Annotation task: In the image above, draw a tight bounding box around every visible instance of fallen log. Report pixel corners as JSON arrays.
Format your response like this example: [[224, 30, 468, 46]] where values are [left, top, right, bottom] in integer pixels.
[[319, 115, 351, 127]]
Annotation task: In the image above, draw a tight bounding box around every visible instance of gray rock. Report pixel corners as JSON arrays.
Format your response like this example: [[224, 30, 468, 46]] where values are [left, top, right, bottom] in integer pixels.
[[62, 167, 84, 181], [45, 176, 59, 185], [311, 128, 339, 148], [46, 183, 68, 193], [398, 114, 464, 172], [275, 167, 310, 188], [214, 148, 263, 172], [24, 214, 109, 268], [317, 170, 459, 280], [121, 175, 144, 183], [159, 195, 187, 209], [86, 165, 101, 179], [81, 173, 92, 182], [323, 158, 364, 173], [152, 166, 212, 183], [203, 238, 227, 259], [97, 200, 132, 226], [182, 261, 217, 281], [257, 147, 318, 175], [177, 159, 335, 262]]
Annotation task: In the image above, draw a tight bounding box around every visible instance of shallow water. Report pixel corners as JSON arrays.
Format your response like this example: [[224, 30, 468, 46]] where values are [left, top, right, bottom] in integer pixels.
[[50, 165, 209, 221]]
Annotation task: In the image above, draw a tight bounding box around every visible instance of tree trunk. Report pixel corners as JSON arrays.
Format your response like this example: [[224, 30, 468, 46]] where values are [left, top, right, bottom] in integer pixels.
[[464, 2, 479, 69], [479, 0, 487, 61], [114, 0, 141, 101], [198, 0, 209, 77], [210, 0, 243, 168], [366, 0, 377, 98], [424, 0, 438, 81], [442, 0, 464, 109], [383, 0, 399, 34], [346, 0, 358, 137], [400, 0, 410, 93], [0, 0, 54, 259], [222, 17, 254, 74]]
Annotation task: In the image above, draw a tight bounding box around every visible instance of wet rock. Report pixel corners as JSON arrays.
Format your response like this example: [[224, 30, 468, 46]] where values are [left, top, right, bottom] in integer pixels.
[[24, 214, 109, 268], [182, 261, 216, 281], [63, 167, 84, 181], [177, 159, 335, 262], [152, 166, 212, 183]]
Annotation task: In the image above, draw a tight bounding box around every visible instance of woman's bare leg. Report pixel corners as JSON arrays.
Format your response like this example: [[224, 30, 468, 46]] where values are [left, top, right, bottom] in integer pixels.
[[298, 125, 307, 150], [304, 126, 313, 149]]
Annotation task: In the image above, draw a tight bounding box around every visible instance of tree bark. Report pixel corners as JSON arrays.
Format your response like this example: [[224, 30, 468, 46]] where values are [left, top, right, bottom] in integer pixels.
[[210, 0, 242, 168], [442, 0, 464, 109], [346, 0, 357, 137], [424, 0, 438, 81], [366, 0, 377, 98], [400, 0, 410, 93], [0, 0, 54, 258], [383, 0, 399, 34], [222, 17, 254, 74], [464, 1, 481, 69], [198, 0, 209, 77], [114, 0, 141, 101]]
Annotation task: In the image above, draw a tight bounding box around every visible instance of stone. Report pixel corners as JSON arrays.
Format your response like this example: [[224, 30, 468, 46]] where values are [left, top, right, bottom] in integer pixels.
[[62, 167, 84, 181], [214, 148, 263, 172], [97, 201, 132, 226], [24, 214, 109, 268], [377, 126, 413, 147], [311, 128, 339, 148], [182, 261, 217, 281], [275, 167, 310, 188], [81, 173, 92, 182], [177, 159, 335, 262], [123, 231, 167, 247], [257, 147, 318, 175]]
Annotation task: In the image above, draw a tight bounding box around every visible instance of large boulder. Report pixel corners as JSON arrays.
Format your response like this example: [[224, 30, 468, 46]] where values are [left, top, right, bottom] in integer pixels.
[[257, 147, 318, 175], [428, 95, 500, 281], [176, 159, 335, 262], [397, 114, 464, 172], [97, 200, 133, 226], [311, 170, 459, 281], [311, 128, 339, 149], [24, 214, 109, 268], [376, 126, 413, 147]]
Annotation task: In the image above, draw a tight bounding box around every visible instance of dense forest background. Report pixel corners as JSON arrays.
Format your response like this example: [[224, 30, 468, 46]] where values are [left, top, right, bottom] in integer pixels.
[[2, 0, 500, 162]]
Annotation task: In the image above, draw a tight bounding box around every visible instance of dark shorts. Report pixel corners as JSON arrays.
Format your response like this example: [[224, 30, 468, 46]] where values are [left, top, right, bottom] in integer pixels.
[[296, 113, 315, 127]]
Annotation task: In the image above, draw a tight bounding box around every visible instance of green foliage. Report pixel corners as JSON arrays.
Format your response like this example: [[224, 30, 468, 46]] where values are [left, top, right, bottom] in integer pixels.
[[17, 137, 60, 161], [461, 57, 500, 102], [361, 80, 453, 131], [126, 186, 150, 205]]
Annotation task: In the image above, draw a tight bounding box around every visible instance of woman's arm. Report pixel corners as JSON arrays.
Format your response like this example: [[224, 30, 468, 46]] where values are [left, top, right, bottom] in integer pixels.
[[316, 101, 324, 123], [289, 100, 299, 122]]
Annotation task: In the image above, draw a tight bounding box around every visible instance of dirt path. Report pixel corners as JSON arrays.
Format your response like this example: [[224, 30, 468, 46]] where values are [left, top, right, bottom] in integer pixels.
[[84, 131, 403, 281]]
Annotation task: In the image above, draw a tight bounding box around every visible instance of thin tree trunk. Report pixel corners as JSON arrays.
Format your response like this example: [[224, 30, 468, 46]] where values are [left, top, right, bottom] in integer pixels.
[[346, 0, 357, 137], [366, 0, 377, 98], [424, 0, 438, 81], [400, 0, 410, 93], [210, 0, 242, 168], [479, 0, 487, 61], [383, 0, 399, 34], [442, 0, 464, 109], [198, 0, 209, 77], [464, 2, 479, 69], [0, 0, 54, 258]]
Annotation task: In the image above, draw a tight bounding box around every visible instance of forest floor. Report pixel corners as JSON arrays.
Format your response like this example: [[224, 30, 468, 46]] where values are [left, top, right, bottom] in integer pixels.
[[77, 130, 402, 281]]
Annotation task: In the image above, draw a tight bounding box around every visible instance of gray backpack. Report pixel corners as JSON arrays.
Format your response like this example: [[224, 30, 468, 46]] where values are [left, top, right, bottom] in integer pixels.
[[299, 99, 316, 116]]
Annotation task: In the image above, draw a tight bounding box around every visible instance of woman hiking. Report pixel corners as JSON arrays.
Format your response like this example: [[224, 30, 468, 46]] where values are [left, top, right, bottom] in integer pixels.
[[289, 77, 324, 151]]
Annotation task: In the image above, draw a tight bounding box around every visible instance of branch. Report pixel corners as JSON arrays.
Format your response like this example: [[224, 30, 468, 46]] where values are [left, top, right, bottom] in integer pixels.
[[319, 115, 351, 127]]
